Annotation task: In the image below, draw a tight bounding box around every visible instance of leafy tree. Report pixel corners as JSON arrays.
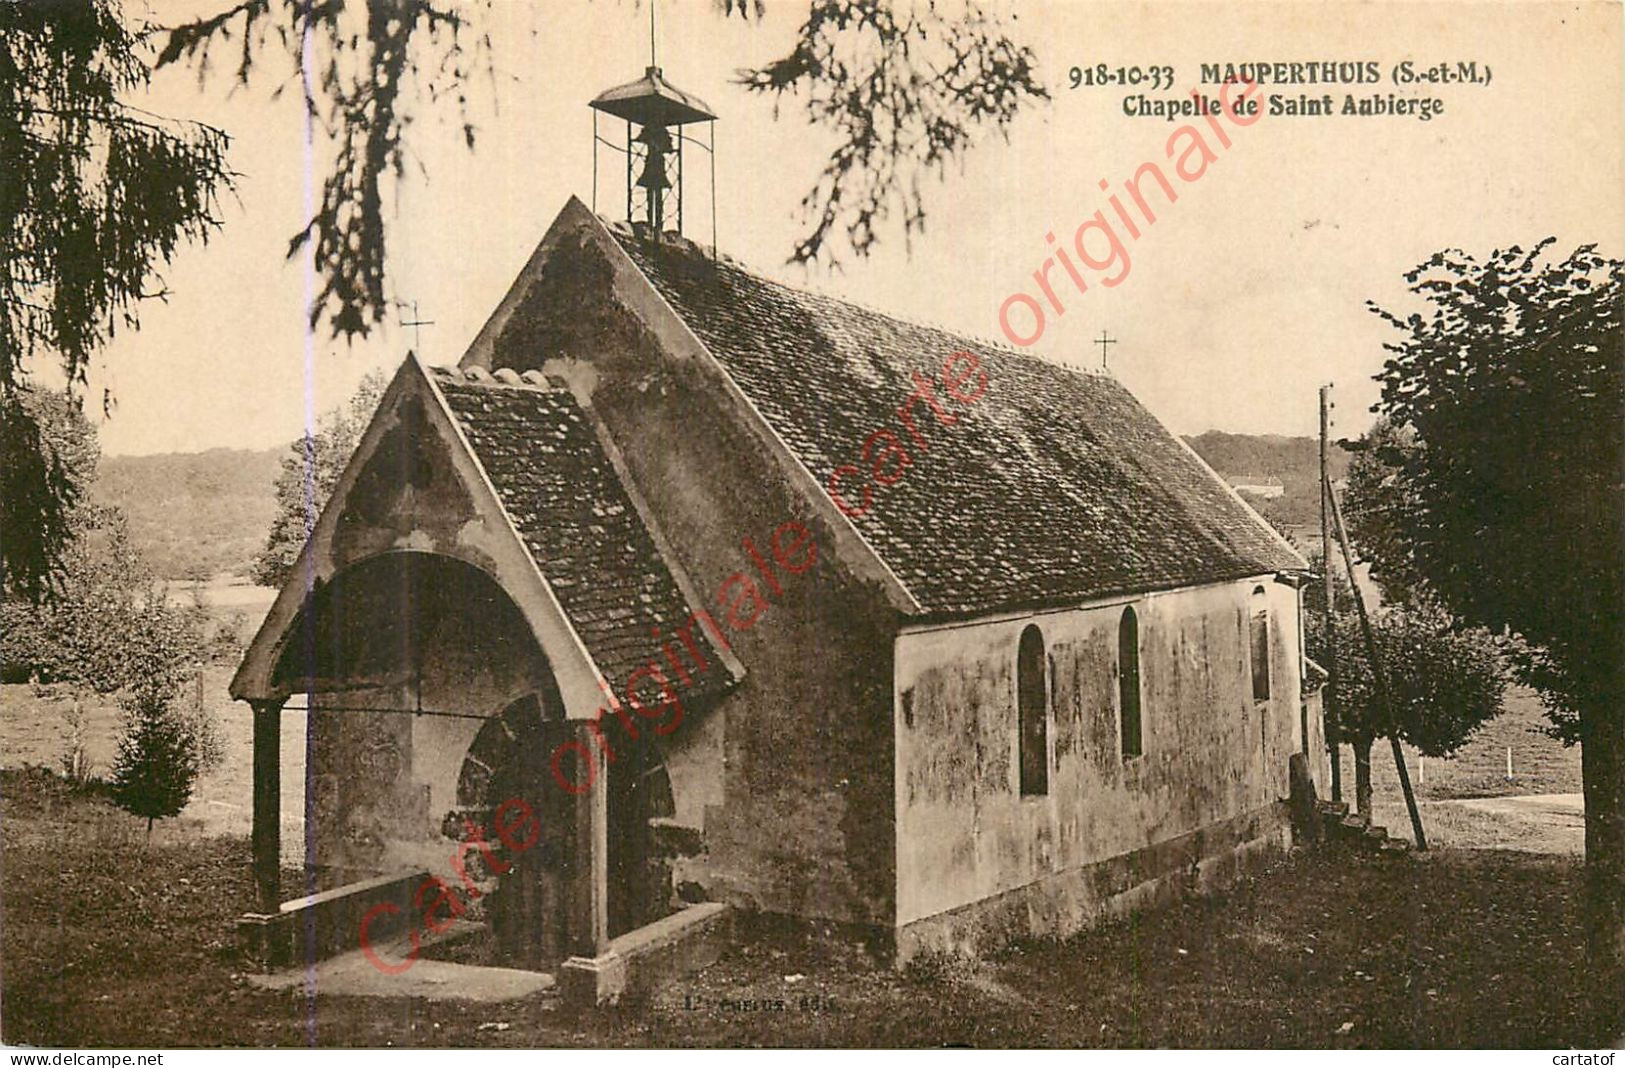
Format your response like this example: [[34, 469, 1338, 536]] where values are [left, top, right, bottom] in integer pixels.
[[1, 0, 232, 599], [0, 389, 100, 681], [8, 0, 1043, 598], [1, 386, 101, 605], [157, 0, 1045, 326], [1341, 419, 1428, 605], [1365, 239, 1624, 1039], [253, 370, 389, 589], [1305, 565, 1507, 818], [0, 395, 79, 603], [20, 386, 101, 490], [1338, 608, 1506, 759], [1, 504, 147, 686]]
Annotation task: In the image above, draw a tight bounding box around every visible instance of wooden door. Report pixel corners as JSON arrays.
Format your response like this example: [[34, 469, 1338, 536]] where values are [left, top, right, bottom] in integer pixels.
[[486, 719, 575, 970]]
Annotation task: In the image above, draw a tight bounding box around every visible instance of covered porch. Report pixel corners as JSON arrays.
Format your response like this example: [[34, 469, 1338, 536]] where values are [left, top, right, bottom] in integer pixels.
[[233, 548, 621, 988], [227, 358, 737, 1003]]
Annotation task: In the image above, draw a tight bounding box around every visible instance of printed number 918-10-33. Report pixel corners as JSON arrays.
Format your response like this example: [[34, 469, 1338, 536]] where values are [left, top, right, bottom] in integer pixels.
[[1068, 65, 1176, 89]]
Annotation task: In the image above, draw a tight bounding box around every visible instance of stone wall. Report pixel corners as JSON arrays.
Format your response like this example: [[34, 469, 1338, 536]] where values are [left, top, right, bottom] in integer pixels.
[[261, 380, 563, 885], [479, 228, 900, 928], [894, 576, 1303, 938]]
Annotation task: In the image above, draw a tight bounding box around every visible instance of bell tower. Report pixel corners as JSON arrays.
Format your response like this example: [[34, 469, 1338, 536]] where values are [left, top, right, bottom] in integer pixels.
[[589, 44, 717, 243]]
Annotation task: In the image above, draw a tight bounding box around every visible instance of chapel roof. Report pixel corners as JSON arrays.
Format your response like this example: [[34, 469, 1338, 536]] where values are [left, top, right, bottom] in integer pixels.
[[608, 229, 1306, 615], [430, 366, 733, 699]]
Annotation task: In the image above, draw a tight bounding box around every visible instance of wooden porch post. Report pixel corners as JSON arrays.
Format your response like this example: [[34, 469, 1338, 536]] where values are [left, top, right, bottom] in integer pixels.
[[250, 698, 284, 912], [570, 722, 610, 958]]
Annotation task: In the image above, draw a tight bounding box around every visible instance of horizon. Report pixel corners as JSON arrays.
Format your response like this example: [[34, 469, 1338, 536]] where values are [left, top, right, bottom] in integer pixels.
[[96, 419, 1341, 461]]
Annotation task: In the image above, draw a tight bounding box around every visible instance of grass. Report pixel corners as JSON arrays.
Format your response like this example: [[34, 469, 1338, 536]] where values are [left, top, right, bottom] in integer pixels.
[[1, 663, 308, 852], [1333, 685, 1581, 802], [0, 768, 1592, 1048], [1369, 798, 1583, 856]]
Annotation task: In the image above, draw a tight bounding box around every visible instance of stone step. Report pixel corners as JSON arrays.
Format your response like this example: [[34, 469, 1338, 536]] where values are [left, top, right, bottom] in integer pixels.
[[1326, 814, 1370, 839], [1305, 789, 1416, 858], [1316, 810, 1417, 857]]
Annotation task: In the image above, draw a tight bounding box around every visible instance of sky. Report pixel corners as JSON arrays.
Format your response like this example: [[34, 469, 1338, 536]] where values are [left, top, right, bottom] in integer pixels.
[[74, 0, 1625, 455]]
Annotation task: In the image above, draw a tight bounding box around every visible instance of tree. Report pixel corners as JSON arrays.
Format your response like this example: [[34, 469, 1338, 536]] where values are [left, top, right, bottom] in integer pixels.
[[252, 370, 389, 589], [1365, 240, 1624, 1040], [157, 1, 1044, 323], [7, 506, 160, 683], [1, 385, 103, 605], [110, 683, 200, 836], [1, 0, 232, 599], [0, 389, 99, 680], [11, 503, 210, 683], [1304, 550, 1507, 818], [107, 583, 212, 832], [0, 502, 150, 687], [8, 0, 1043, 598], [1340, 419, 1428, 605]]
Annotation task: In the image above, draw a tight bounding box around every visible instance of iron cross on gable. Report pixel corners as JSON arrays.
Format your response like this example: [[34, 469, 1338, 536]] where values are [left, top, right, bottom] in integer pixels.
[[399, 300, 436, 352], [1095, 330, 1118, 370]]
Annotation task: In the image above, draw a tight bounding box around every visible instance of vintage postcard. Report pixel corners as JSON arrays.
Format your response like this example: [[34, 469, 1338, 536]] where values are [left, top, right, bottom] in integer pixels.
[[1, 0, 1621, 1055]]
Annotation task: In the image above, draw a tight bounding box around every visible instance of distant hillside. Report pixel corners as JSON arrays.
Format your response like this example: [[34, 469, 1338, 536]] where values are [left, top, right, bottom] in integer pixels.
[[94, 447, 282, 580], [88, 432, 1347, 580], [1183, 431, 1353, 529]]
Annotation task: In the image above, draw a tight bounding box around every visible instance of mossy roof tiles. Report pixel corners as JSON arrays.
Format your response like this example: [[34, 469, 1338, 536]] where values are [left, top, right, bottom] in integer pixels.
[[612, 232, 1305, 615], [433, 369, 731, 698]]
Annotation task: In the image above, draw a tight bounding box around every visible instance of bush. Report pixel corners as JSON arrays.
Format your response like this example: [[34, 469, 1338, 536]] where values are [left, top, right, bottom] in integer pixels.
[[206, 611, 248, 664]]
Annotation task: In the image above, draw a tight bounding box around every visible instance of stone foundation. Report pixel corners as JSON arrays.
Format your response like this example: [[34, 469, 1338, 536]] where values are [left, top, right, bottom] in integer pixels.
[[238, 869, 430, 970], [894, 802, 1293, 964], [558, 901, 731, 1006]]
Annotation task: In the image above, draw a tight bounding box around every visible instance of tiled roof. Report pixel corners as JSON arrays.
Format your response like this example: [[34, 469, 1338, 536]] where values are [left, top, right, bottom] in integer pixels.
[[431, 367, 732, 700], [611, 231, 1305, 615]]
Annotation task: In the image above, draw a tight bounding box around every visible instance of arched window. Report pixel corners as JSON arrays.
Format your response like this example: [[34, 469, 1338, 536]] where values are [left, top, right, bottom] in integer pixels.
[[1119, 607, 1142, 758], [1250, 586, 1271, 702], [1017, 624, 1048, 796]]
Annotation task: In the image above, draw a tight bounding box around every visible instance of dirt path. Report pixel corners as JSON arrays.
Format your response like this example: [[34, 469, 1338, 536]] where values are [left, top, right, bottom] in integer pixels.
[[1447, 793, 1583, 818], [1370, 792, 1584, 856]]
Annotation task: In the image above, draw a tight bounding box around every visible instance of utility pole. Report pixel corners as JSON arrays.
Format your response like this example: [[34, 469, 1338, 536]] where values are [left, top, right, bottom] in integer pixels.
[[1320, 385, 1341, 803], [1327, 471, 1427, 850]]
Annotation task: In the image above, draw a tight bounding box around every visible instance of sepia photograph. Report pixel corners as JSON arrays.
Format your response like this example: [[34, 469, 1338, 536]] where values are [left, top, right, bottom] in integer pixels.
[[1, 0, 1621, 1054]]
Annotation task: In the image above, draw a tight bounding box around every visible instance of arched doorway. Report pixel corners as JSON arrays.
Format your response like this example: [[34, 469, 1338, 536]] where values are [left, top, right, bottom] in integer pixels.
[[269, 550, 557, 883], [457, 695, 679, 968], [270, 546, 686, 969], [458, 695, 576, 969]]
